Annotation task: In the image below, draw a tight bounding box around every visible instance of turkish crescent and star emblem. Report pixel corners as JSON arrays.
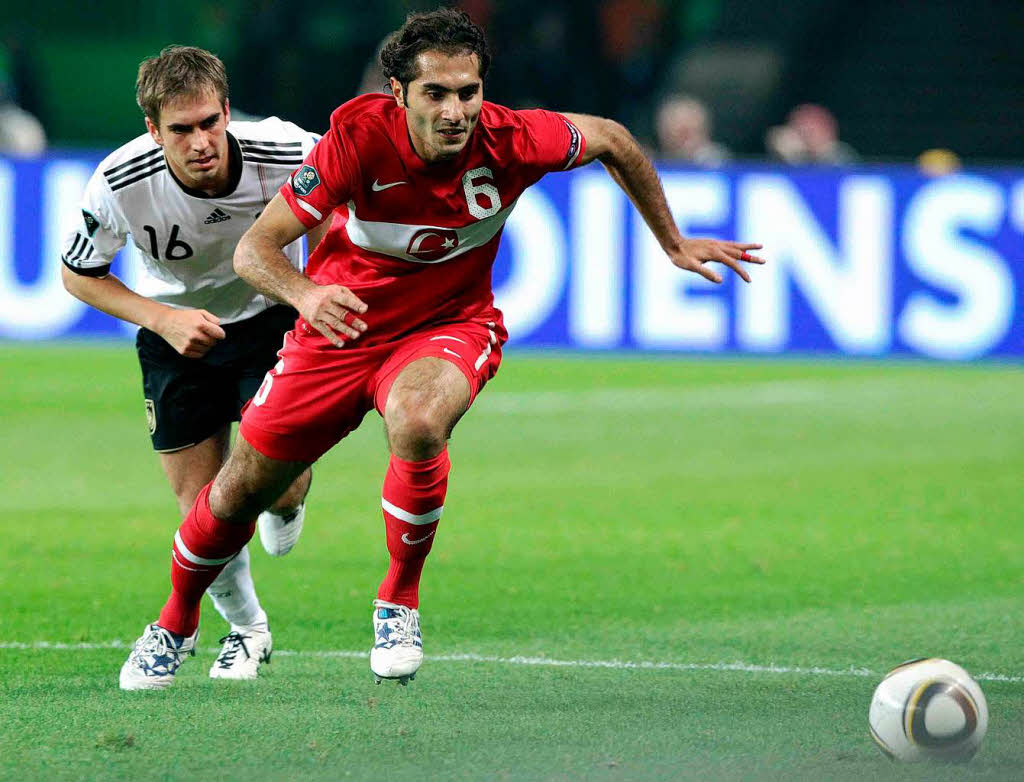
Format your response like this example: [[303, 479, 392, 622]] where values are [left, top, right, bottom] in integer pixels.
[[406, 228, 459, 261]]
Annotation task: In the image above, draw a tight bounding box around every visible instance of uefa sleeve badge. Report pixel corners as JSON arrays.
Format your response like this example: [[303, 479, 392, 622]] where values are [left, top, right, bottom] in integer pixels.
[[292, 165, 321, 197]]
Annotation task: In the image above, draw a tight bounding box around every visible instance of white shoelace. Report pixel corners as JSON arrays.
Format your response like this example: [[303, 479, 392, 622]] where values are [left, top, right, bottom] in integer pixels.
[[375, 602, 420, 646], [215, 632, 252, 667], [133, 626, 179, 660]]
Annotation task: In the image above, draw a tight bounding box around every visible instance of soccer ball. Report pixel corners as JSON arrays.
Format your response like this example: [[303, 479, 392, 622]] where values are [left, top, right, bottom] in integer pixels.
[[868, 658, 988, 762]]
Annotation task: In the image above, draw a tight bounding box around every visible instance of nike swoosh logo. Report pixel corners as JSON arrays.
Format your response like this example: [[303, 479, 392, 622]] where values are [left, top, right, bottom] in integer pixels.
[[372, 179, 408, 192], [401, 530, 435, 545], [442, 347, 461, 358]]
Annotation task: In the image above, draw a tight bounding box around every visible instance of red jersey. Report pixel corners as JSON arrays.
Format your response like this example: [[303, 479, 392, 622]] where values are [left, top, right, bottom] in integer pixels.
[[280, 93, 585, 345]]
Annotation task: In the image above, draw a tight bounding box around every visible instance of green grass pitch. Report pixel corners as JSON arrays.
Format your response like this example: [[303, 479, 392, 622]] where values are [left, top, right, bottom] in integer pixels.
[[1, 344, 1022, 780]]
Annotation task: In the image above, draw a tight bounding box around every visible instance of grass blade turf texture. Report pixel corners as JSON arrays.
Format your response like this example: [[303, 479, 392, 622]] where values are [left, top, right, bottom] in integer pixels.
[[1, 345, 1021, 780]]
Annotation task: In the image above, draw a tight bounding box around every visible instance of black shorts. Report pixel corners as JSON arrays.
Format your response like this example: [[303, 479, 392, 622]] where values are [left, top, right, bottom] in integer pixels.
[[136, 305, 297, 452]]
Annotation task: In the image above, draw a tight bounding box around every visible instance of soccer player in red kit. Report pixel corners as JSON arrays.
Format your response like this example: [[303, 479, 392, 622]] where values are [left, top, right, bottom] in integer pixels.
[[119, 8, 765, 689]]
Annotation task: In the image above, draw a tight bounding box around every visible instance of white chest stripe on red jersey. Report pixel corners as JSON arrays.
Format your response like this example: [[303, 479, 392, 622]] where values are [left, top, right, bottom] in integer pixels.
[[344, 199, 518, 264]]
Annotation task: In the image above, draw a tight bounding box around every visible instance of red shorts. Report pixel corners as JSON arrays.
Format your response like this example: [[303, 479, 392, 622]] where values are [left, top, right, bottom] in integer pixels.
[[239, 319, 506, 463]]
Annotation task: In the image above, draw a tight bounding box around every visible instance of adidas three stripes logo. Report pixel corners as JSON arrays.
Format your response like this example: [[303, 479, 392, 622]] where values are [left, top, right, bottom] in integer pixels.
[[204, 208, 231, 224]]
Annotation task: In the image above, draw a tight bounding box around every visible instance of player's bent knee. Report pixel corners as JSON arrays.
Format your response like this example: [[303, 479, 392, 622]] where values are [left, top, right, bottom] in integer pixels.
[[208, 471, 256, 523], [209, 439, 285, 523], [385, 396, 453, 452]]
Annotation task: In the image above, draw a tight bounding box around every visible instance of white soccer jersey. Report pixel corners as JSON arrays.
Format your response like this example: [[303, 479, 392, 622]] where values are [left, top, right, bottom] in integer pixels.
[[62, 117, 319, 324]]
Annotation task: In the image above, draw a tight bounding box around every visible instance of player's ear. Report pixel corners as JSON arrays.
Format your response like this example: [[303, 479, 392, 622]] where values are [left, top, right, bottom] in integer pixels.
[[145, 115, 164, 147], [222, 98, 231, 126], [389, 77, 404, 107]]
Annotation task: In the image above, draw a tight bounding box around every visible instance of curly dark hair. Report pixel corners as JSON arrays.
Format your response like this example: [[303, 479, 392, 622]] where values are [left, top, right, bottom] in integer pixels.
[[379, 8, 490, 102]]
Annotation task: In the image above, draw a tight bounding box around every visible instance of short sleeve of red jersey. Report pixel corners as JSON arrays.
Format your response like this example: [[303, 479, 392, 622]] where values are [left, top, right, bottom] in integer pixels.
[[280, 127, 359, 228], [512, 109, 586, 173]]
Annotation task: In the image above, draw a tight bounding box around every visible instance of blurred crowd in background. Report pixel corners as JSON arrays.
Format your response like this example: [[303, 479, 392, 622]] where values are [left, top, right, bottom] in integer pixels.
[[2, 0, 1022, 171]]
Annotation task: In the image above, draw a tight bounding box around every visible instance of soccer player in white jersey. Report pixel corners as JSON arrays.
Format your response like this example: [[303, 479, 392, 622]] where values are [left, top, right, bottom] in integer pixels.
[[61, 46, 326, 685]]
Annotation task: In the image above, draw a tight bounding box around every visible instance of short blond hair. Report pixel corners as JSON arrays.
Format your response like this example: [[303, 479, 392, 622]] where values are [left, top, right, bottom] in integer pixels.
[[135, 45, 228, 125]]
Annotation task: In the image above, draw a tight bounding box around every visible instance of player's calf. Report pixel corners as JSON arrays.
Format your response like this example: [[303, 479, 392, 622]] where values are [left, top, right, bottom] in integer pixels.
[[158, 483, 256, 637]]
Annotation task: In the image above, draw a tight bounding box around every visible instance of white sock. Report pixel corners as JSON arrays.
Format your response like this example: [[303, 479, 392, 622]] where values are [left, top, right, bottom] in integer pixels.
[[206, 545, 266, 628]]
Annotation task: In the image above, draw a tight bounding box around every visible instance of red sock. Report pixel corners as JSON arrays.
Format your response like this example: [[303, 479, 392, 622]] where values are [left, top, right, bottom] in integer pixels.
[[157, 482, 255, 636], [377, 448, 450, 608]]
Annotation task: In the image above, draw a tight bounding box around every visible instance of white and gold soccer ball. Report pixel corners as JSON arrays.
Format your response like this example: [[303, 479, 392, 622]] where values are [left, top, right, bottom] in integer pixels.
[[869, 658, 988, 762]]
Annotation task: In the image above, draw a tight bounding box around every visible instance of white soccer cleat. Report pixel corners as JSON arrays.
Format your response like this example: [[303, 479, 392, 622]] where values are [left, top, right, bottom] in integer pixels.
[[209, 625, 273, 680], [257, 503, 305, 557], [370, 599, 423, 685], [119, 623, 198, 691]]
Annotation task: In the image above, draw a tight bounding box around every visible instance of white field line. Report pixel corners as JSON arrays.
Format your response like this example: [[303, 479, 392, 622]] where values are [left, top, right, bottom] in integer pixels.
[[479, 381, 827, 414], [2, 641, 1021, 684]]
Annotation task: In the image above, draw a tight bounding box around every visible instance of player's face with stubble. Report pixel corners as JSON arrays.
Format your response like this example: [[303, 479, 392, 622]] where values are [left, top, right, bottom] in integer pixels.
[[396, 51, 483, 163], [147, 90, 231, 195]]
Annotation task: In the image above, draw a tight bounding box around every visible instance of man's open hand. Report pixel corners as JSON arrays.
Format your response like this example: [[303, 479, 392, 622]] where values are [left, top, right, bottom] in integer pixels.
[[669, 239, 766, 284], [298, 284, 369, 348]]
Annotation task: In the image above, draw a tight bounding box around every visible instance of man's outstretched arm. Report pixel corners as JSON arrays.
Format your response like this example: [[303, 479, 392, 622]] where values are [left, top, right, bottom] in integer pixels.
[[234, 194, 368, 347], [562, 112, 765, 283]]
